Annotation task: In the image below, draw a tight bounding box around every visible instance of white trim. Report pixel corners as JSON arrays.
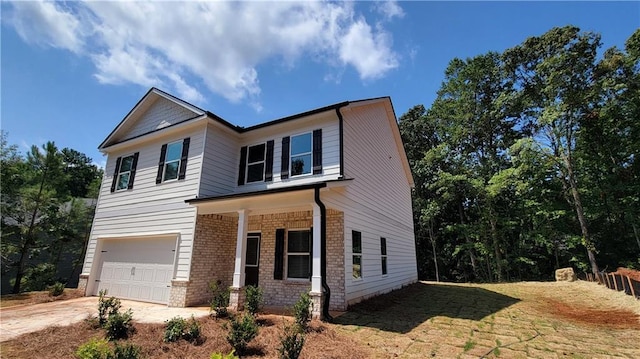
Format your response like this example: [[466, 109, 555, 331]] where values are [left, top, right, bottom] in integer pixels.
[[285, 228, 312, 280], [162, 140, 183, 182], [289, 131, 313, 177]]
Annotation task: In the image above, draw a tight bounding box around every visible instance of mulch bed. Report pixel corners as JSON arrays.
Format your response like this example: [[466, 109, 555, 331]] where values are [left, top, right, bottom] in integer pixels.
[[0, 289, 84, 308], [612, 267, 640, 282], [1, 314, 371, 359]]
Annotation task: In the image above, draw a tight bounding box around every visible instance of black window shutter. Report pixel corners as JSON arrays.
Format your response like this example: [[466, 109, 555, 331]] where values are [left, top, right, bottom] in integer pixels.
[[110, 156, 122, 193], [238, 146, 248, 186], [156, 144, 167, 184], [280, 136, 290, 179], [309, 228, 313, 280], [274, 228, 285, 280], [127, 152, 139, 189], [264, 140, 274, 182], [313, 129, 322, 174], [178, 138, 190, 180]]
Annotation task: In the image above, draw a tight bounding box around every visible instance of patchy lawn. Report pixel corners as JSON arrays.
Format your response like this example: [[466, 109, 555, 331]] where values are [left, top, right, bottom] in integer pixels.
[[2, 281, 639, 358], [0, 289, 84, 309], [335, 281, 640, 358]]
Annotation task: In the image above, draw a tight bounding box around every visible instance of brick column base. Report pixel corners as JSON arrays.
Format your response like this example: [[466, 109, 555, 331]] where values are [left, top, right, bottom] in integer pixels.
[[309, 291, 323, 319], [78, 274, 89, 295], [229, 287, 245, 311], [169, 280, 189, 307]]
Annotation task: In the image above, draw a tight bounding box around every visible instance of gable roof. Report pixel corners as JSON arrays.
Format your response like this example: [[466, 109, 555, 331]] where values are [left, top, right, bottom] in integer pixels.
[[100, 88, 413, 187]]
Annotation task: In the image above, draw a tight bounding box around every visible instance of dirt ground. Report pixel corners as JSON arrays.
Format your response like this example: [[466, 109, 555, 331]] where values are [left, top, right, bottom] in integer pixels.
[[2, 281, 639, 358]]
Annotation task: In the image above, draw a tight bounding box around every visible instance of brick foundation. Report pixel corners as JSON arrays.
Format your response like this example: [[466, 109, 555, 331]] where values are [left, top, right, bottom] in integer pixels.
[[77, 274, 89, 294]]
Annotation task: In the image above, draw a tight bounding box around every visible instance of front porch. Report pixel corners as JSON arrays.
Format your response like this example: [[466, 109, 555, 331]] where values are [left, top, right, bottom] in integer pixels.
[[175, 184, 346, 319]]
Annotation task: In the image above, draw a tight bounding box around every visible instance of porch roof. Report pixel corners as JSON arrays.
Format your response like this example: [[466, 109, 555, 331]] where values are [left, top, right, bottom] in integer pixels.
[[185, 179, 351, 215]]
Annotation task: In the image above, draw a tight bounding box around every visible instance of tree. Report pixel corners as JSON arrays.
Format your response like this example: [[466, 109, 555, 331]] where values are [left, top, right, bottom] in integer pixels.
[[504, 26, 602, 274]]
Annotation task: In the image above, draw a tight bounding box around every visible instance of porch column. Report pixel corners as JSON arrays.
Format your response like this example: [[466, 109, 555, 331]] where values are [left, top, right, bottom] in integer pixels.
[[310, 203, 322, 299], [230, 209, 249, 310]]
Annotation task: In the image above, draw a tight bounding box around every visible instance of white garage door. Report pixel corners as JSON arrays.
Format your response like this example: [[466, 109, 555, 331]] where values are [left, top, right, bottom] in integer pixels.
[[94, 237, 176, 304]]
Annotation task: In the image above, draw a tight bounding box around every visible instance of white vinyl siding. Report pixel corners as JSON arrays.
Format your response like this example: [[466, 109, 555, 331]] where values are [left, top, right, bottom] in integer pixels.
[[198, 124, 238, 197], [122, 97, 198, 141], [82, 126, 205, 293], [324, 101, 417, 305]]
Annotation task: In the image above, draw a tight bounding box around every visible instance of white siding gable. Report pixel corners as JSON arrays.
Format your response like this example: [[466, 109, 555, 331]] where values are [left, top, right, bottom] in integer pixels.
[[121, 97, 199, 142]]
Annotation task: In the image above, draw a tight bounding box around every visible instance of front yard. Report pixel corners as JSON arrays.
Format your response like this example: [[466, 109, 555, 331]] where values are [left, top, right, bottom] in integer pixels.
[[1, 281, 638, 358]]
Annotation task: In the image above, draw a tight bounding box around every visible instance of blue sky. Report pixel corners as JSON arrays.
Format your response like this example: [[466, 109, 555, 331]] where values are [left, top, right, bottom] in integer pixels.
[[2, 1, 638, 168]]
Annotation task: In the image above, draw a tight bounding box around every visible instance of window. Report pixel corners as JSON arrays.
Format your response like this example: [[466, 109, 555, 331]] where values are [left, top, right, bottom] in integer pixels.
[[246, 143, 266, 183], [352, 231, 362, 279], [287, 230, 311, 279], [163, 141, 182, 181], [290, 133, 312, 176], [380, 237, 388, 276], [110, 153, 138, 193], [156, 138, 190, 184]]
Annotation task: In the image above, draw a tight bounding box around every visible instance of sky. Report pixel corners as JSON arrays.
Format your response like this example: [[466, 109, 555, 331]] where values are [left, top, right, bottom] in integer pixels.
[[2, 1, 639, 168]]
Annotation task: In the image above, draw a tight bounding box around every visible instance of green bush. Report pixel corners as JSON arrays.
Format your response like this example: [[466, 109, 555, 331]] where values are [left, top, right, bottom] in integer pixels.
[[111, 342, 141, 359], [48, 281, 65, 297], [209, 280, 230, 318], [244, 285, 263, 316], [76, 338, 111, 359], [226, 313, 258, 355], [164, 316, 201, 343], [98, 290, 122, 327], [210, 351, 239, 359], [277, 324, 305, 359], [292, 292, 312, 330], [105, 309, 134, 341]]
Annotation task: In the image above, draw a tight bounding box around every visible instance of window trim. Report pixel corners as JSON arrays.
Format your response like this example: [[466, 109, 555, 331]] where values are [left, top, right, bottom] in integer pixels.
[[352, 230, 363, 280], [286, 228, 311, 280], [380, 237, 388, 276], [245, 142, 267, 183], [115, 153, 136, 191], [162, 140, 183, 182], [289, 132, 313, 177]]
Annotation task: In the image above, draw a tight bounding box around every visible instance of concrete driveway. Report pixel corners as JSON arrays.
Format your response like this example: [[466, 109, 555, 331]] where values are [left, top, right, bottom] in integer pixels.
[[0, 297, 210, 342]]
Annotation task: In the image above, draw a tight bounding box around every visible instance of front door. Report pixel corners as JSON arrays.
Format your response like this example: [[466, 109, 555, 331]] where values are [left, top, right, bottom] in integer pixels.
[[244, 233, 260, 287]]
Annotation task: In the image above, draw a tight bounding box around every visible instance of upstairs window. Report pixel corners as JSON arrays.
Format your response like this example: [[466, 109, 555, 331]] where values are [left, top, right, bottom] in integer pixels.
[[237, 140, 274, 185], [246, 143, 266, 183], [352, 230, 362, 279], [281, 129, 322, 179], [156, 138, 190, 184], [290, 133, 312, 177], [110, 153, 139, 192]]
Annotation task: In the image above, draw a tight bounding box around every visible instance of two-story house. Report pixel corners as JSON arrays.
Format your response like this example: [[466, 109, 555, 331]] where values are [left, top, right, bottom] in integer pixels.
[[79, 88, 417, 319]]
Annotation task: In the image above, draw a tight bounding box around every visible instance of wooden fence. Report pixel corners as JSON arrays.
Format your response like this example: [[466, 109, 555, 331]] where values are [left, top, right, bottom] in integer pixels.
[[584, 272, 640, 299]]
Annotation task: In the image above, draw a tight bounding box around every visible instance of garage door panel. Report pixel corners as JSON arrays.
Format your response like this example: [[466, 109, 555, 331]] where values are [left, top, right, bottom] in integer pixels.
[[94, 238, 175, 304]]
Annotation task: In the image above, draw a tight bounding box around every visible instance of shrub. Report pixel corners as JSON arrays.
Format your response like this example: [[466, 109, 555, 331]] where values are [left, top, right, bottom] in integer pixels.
[[292, 292, 312, 330], [105, 309, 134, 341], [226, 313, 258, 355], [98, 290, 122, 327], [209, 280, 230, 318], [75, 338, 111, 359], [277, 324, 305, 359], [164, 316, 201, 343], [111, 342, 141, 359], [244, 285, 263, 316], [49, 282, 65, 297], [210, 351, 239, 359]]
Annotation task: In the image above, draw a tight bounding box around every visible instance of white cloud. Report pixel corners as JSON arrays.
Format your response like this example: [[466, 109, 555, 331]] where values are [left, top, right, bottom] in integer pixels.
[[5, 1, 403, 108], [7, 1, 85, 53], [374, 1, 405, 21]]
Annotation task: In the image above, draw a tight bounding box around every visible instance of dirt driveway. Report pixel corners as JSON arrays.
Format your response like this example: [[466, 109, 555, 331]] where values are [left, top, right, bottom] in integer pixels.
[[0, 297, 209, 342]]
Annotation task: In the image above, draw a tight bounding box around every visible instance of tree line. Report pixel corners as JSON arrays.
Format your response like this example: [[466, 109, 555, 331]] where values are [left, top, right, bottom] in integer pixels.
[[399, 26, 639, 282], [1, 132, 103, 293]]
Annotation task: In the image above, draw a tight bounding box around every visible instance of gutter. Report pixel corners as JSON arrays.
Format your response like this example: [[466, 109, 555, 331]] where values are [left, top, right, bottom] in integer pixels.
[[314, 185, 333, 322]]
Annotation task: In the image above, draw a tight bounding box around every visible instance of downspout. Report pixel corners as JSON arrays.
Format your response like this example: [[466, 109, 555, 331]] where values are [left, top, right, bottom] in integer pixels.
[[314, 185, 333, 322], [335, 108, 345, 179]]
